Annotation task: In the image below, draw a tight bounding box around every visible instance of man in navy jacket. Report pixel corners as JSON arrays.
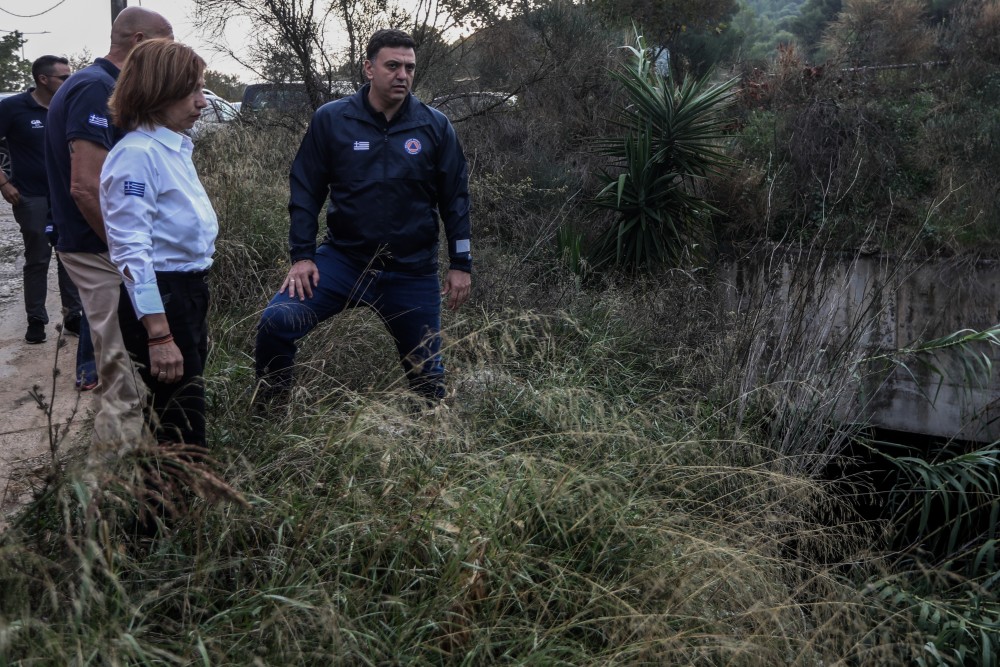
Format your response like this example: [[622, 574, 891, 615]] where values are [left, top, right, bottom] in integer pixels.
[[256, 28, 472, 401]]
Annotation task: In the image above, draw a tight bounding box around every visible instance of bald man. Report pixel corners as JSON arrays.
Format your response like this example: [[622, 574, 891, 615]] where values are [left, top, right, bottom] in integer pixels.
[[46, 7, 173, 450]]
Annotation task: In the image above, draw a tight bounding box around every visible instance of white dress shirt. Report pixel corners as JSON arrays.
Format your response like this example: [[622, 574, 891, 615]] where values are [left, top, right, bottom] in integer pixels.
[[101, 125, 218, 318]]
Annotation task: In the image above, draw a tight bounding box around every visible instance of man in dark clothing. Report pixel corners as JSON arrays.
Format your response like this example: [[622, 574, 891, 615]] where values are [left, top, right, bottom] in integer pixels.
[[255, 29, 472, 401], [0, 55, 83, 343], [46, 7, 173, 449]]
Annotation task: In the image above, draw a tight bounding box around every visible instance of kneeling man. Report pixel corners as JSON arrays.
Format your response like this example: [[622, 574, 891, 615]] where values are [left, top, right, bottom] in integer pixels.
[[255, 29, 472, 401]]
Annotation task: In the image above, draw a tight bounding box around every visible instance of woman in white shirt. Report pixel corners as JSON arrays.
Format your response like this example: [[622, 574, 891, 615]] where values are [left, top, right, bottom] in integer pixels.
[[101, 39, 218, 447]]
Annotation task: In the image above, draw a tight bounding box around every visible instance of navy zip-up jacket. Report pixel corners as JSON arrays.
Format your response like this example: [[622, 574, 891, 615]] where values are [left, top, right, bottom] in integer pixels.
[[288, 84, 472, 274]]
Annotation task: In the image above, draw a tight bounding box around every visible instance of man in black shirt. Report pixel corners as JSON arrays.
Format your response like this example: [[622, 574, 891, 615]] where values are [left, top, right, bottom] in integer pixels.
[[0, 55, 82, 343]]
